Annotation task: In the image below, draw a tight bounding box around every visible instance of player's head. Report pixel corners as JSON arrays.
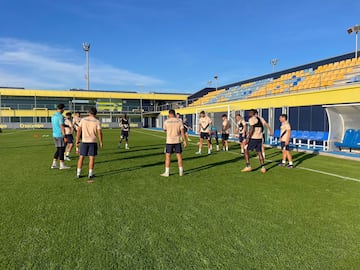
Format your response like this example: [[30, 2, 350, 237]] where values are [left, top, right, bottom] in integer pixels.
[[75, 111, 81, 117], [176, 113, 181, 119], [65, 112, 72, 119], [222, 114, 227, 120], [89, 107, 97, 116], [279, 114, 287, 122], [254, 110, 259, 116], [57, 103, 65, 113], [248, 109, 257, 117], [168, 109, 176, 117], [235, 114, 242, 121], [200, 111, 205, 118], [123, 113, 127, 119]]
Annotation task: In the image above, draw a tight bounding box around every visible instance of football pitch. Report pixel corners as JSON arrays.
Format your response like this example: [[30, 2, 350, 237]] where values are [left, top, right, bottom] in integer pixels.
[[1, 128, 360, 269]]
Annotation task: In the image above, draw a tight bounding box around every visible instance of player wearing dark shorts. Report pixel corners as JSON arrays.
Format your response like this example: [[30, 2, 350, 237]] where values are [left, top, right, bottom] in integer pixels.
[[64, 112, 74, 160], [278, 114, 293, 168], [221, 114, 231, 151], [161, 109, 187, 177], [209, 126, 220, 151], [118, 114, 130, 149], [235, 114, 247, 154], [76, 107, 103, 181], [242, 109, 266, 173], [196, 111, 212, 155], [183, 118, 192, 141]]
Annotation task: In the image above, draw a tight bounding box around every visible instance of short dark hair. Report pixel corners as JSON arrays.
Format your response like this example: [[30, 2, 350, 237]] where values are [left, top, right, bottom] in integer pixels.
[[200, 110, 205, 115], [75, 111, 81, 115], [65, 112, 72, 117], [249, 109, 258, 114], [236, 114, 241, 117], [89, 107, 97, 116], [280, 114, 288, 120], [176, 113, 181, 116], [222, 114, 227, 118], [57, 103, 65, 110], [169, 109, 176, 116]]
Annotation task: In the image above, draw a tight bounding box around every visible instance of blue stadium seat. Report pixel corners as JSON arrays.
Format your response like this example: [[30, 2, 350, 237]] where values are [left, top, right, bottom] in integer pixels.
[[348, 130, 360, 151], [334, 129, 356, 150]]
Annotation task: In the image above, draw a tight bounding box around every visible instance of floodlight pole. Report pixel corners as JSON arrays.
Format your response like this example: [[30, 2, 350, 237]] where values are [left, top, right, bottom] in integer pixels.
[[214, 75, 218, 91], [82, 42, 91, 90], [347, 25, 360, 59], [271, 58, 279, 72]]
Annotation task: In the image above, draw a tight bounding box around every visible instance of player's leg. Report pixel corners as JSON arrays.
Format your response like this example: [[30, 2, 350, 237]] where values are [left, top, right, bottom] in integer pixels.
[[241, 143, 252, 172], [257, 141, 266, 173], [206, 134, 211, 154], [279, 142, 287, 166], [215, 134, 219, 151], [52, 140, 60, 169], [118, 132, 123, 148], [125, 134, 129, 149], [88, 156, 95, 179], [58, 138, 69, 169], [161, 144, 172, 177], [77, 155, 85, 178], [286, 147, 293, 168], [175, 143, 184, 176], [196, 136, 203, 154], [65, 135, 74, 160]]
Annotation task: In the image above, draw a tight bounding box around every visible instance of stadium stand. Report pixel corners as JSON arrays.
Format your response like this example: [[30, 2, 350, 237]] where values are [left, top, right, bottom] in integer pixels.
[[190, 55, 360, 106]]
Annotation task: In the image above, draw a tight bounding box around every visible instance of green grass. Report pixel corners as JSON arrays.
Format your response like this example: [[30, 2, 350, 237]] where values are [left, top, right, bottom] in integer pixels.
[[1, 128, 360, 269]]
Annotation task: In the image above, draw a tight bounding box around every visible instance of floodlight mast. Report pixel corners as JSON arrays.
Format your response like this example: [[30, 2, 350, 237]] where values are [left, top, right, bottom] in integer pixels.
[[271, 58, 279, 72], [214, 75, 218, 91], [82, 42, 91, 90], [347, 25, 360, 59]]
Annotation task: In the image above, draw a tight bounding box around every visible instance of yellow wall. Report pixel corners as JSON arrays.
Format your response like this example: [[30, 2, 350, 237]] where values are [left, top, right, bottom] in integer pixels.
[[0, 88, 189, 101], [160, 85, 360, 115]]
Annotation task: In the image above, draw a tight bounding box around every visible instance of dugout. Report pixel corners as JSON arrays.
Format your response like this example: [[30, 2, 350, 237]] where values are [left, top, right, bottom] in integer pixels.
[[324, 103, 360, 151]]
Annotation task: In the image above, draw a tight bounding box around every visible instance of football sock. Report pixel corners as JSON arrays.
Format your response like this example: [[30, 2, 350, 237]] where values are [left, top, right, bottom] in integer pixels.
[[179, 167, 183, 175], [282, 160, 286, 164], [77, 168, 81, 176], [289, 161, 293, 165], [246, 163, 251, 167], [89, 169, 93, 177], [165, 167, 170, 174], [262, 152, 266, 158], [52, 159, 57, 166], [66, 152, 69, 156]]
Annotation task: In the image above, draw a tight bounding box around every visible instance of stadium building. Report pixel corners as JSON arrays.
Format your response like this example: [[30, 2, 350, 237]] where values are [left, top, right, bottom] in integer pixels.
[[0, 88, 189, 129], [158, 52, 360, 154]]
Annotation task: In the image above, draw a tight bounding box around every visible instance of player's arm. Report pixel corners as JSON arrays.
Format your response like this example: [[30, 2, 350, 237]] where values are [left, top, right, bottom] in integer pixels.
[[242, 120, 247, 137], [76, 126, 82, 145], [245, 125, 255, 145], [181, 127, 187, 147], [285, 128, 291, 145], [97, 128, 103, 149], [263, 120, 273, 136]]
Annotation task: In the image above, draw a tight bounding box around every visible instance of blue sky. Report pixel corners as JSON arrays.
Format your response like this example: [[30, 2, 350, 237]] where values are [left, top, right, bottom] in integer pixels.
[[0, 0, 359, 93]]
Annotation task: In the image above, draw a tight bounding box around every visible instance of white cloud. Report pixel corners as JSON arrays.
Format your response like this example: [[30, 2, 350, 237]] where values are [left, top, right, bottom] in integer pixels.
[[0, 38, 164, 90]]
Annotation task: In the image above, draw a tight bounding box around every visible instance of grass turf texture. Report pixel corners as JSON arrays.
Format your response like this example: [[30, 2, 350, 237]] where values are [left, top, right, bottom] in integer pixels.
[[1, 128, 360, 269]]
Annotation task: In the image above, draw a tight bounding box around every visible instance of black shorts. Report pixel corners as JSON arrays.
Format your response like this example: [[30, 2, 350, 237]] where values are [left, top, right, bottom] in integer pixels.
[[65, 134, 74, 144], [184, 127, 188, 133], [80, 143, 98, 156], [222, 134, 229, 141], [200, 132, 210, 140], [165, 143, 182, 154], [121, 130, 129, 139], [247, 139, 263, 152], [281, 141, 290, 151], [239, 135, 245, 143]]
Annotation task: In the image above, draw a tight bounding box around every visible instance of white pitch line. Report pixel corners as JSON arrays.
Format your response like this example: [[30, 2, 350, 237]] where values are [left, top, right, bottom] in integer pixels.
[[136, 129, 360, 183], [296, 166, 360, 183]]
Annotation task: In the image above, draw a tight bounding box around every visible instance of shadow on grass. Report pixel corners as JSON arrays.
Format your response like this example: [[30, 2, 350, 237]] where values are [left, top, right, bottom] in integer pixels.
[[185, 156, 242, 174]]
